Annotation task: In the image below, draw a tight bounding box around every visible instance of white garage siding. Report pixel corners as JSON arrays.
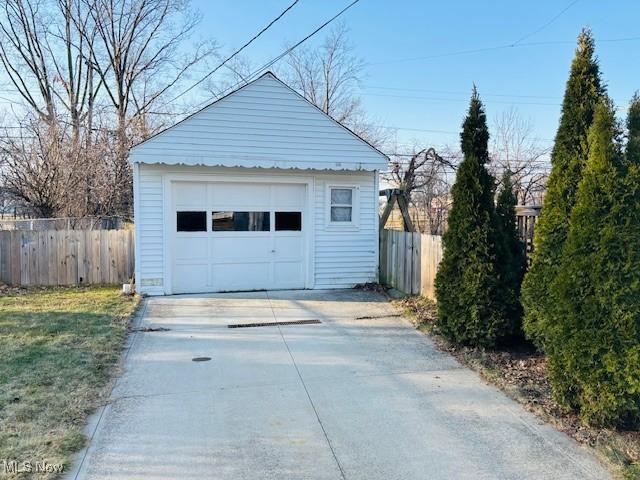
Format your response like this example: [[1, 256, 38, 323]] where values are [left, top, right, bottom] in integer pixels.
[[134, 165, 165, 296], [313, 172, 378, 288], [129, 73, 384, 171], [133, 165, 379, 295], [130, 71, 387, 295]]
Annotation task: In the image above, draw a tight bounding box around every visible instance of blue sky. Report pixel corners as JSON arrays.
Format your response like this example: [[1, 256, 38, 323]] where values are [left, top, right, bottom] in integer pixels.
[[190, 0, 640, 154]]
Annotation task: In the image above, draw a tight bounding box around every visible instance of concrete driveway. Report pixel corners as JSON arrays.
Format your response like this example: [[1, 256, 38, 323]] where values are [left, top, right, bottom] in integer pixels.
[[69, 289, 610, 480]]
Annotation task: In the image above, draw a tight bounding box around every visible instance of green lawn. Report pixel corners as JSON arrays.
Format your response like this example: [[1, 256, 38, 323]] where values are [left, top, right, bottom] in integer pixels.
[[0, 286, 138, 479]]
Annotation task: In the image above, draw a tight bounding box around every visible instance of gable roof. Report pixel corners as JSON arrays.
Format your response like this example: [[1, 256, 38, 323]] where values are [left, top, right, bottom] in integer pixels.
[[129, 72, 388, 171]]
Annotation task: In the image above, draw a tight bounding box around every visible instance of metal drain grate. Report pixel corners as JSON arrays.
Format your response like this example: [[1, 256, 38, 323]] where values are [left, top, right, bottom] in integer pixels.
[[228, 319, 321, 329], [192, 357, 211, 362]]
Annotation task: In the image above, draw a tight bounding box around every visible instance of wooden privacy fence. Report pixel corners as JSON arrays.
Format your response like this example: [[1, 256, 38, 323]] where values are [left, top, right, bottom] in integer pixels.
[[379, 229, 443, 300], [0, 230, 134, 286]]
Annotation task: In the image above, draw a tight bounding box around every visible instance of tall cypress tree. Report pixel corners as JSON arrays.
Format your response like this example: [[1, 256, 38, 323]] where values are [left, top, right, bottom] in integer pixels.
[[495, 171, 527, 336], [435, 89, 506, 347], [548, 99, 640, 427], [627, 92, 640, 164], [521, 29, 605, 347]]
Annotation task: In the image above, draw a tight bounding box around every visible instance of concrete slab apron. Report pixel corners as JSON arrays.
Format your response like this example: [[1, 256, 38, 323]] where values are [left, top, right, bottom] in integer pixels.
[[70, 290, 611, 480]]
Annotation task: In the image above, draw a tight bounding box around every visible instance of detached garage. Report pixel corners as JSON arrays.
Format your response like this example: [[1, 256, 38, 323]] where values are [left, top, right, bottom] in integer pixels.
[[130, 72, 388, 296]]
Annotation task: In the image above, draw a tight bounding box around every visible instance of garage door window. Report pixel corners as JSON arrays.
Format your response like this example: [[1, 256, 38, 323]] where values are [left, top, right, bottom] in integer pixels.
[[275, 212, 302, 231], [330, 188, 353, 222], [176, 211, 207, 232], [212, 211, 270, 231]]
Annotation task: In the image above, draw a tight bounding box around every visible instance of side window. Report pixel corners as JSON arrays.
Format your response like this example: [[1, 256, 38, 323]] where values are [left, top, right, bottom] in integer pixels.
[[177, 211, 206, 232], [330, 188, 353, 222], [275, 212, 302, 231], [212, 211, 270, 231]]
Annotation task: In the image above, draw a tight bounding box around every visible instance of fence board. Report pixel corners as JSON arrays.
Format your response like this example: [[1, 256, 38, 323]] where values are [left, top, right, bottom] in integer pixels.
[[0, 229, 134, 286], [90, 230, 101, 284], [379, 229, 443, 301], [412, 232, 421, 295], [10, 233, 20, 283], [386, 230, 394, 286], [0, 232, 9, 282], [379, 230, 387, 285], [404, 233, 413, 294], [396, 231, 405, 292], [66, 231, 78, 284]]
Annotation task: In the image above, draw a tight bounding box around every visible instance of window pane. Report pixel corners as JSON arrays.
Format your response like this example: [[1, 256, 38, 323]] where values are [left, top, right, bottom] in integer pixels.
[[330, 206, 352, 222], [177, 211, 206, 232], [212, 211, 270, 231], [331, 188, 352, 205], [275, 212, 302, 231]]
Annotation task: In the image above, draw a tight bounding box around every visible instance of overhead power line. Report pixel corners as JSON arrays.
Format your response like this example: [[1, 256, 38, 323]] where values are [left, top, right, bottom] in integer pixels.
[[370, 35, 640, 66], [192, 0, 361, 110], [361, 91, 562, 107], [361, 85, 564, 100], [511, 0, 581, 46], [242, 0, 361, 82], [168, 0, 301, 103]]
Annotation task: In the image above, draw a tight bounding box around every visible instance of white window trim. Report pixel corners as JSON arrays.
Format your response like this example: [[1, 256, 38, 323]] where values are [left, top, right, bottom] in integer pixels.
[[326, 184, 359, 229]]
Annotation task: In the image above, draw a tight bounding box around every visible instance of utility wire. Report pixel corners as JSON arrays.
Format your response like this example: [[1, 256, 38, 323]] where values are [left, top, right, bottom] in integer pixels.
[[511, 0, 581, 46], [168, 0, 301, 103], [242, 0, 360, 83], [370, 35, 640, 66], [191, 0, 361, 110]]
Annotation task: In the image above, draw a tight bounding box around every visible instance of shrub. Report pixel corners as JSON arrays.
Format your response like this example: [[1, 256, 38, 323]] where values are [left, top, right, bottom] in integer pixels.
[[547, 99, 640, 428], [435, 89, 507, 347], [521, 29, 605, 348], [495, 171, 527, 337]]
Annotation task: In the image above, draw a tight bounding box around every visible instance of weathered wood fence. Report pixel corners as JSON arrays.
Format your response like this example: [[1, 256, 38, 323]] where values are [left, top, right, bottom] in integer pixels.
[[379, 229, 443, 300], [0, 230, 134, 286]]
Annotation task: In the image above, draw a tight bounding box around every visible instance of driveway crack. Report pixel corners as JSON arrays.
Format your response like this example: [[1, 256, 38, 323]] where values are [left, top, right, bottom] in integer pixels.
[[266, 291, 347, 480]]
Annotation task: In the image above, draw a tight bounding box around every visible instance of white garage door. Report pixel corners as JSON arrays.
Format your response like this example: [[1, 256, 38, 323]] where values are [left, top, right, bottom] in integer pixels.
[[171, 181, 307, 294]]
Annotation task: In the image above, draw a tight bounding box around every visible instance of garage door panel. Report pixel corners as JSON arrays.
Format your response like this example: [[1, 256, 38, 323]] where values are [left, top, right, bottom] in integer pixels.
[[274, 236, 303, 258], [174, 236, 208, 260], [172, 181, 306, 293], [272, 184, 305, 207], [212, 262, 271, 291], [173, 264, 208, 293], [210, 236, 272, 261], [174, 183, 207, 207], [274, 261, 304, 286], [211, 183, 270, 208]]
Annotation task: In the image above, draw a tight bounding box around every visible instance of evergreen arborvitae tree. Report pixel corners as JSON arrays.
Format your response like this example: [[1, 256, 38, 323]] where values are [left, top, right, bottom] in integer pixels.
[[547, 99, 640, 427], [495, 171, 527, 336], [627, 92, 640, 163], [434, 89, 507, 347], [521, 29, 605, 348]]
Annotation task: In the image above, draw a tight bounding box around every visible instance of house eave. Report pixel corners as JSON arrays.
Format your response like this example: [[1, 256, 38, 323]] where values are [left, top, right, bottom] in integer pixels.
[[129, 154, 386, 172]]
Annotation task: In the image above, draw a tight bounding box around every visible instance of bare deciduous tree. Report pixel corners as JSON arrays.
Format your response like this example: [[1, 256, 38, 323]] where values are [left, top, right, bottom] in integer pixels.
[[490, 108, 550, 205], [282, 23, 386, 147], [204, 55, 253, 99], [0, 0, 215, 218], [385, 147, 454, 234], [83, 0, 215, 214], [0, 118, 83, 217], [0, 0, 101, 138]]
